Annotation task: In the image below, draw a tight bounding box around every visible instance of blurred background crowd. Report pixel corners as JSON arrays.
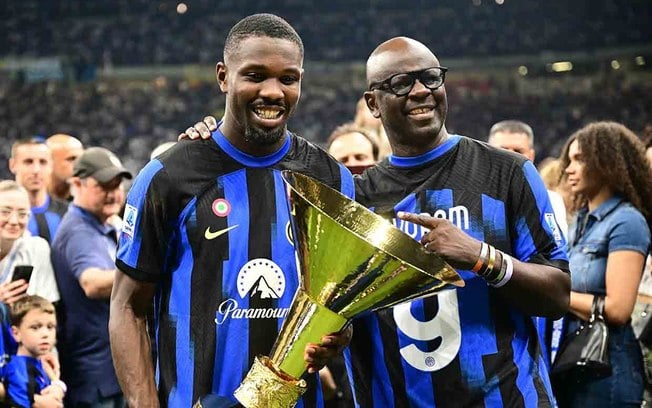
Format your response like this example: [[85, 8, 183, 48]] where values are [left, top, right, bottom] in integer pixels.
[[1, 0, 650, 176]]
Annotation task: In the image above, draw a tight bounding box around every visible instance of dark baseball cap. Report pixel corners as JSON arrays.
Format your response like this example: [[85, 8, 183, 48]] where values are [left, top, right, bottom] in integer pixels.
[[73, 147, 133, 184]]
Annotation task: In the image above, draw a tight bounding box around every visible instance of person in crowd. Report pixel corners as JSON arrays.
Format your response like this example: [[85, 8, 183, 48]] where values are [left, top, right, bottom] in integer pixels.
[[488, 120, 568, 237], [45, 134, 84, 202], [149, 141, 176, 160], [9, 138, 67, 244], [0, 181, 59, 305], [488, 120, 569, 367], [51, 147, 131, 407], [353, 96, 392, 160], [327, 122, 378, 174], [553, 121, 652, 407], [184, 36, 570, 407], [642, 124, 652, 163], [3, 295, 65, 408], [111, 14, 354, 407], [631, 132, 652, 405]]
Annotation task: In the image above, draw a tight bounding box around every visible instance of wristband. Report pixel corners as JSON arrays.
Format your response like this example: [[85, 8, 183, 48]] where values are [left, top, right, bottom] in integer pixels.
[[483, 250, 504, 282], [490, 253, 514, 288], [471, 242, 489, 273], [51, 379, 67, 394], [483, 244, 496, 276]]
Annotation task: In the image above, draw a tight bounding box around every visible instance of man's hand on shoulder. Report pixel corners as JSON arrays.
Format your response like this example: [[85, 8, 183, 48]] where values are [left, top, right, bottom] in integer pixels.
[[178, 116, 217, 140]]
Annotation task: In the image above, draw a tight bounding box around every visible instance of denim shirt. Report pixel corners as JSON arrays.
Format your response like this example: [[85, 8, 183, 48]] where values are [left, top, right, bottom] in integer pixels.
[[568, 195, 650, 295]]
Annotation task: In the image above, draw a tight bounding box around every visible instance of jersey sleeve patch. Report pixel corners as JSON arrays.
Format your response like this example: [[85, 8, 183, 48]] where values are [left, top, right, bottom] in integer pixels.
[[121, 203, 138, 239]]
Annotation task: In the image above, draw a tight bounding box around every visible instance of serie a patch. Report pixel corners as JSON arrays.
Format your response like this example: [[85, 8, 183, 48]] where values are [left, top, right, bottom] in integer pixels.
[[122, 204, 138, 238]]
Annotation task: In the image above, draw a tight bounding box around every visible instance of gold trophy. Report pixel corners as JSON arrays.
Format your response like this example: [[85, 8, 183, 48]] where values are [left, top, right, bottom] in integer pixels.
[[233, 171, 464, 407]]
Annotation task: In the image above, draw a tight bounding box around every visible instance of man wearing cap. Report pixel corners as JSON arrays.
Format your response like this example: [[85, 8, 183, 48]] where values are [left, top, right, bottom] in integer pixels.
[[51, 147, 132, 407]]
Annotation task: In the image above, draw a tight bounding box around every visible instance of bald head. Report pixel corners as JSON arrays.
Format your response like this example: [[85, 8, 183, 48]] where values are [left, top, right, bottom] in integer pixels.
[[366, 37, 439, 87], [46, 134, 83, 151], [363, 37, 449, 156], [46, 134, 84, 200]]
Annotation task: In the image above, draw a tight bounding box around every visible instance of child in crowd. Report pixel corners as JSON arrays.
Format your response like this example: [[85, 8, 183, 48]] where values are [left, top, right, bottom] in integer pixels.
[[2, 296, 64, 407]]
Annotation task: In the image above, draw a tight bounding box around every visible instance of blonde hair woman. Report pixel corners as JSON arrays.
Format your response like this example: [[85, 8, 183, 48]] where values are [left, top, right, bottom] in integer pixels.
[[0, 181, 60, 305]]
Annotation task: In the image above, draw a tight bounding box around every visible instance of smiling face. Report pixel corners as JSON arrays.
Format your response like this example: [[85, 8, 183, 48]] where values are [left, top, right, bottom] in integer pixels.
[[12, 308, 57, 358], [364, 38, 448, 155], [0, 188, 30, 243], [217, 36, 303, 153]]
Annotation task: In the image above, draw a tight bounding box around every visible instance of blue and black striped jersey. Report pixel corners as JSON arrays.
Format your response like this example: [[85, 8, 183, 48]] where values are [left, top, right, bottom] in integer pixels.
[[116, 129, 354, 408], [27, 194, 67, 243], [349, 135, 568, 408]]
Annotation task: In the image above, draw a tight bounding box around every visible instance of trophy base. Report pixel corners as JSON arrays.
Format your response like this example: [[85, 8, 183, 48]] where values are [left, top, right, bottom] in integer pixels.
[[234, 355, 307, 408]]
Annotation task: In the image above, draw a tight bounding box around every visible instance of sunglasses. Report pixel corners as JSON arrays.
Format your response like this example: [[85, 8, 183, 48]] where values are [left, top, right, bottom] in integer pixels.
[[369, 67, 448, 96]]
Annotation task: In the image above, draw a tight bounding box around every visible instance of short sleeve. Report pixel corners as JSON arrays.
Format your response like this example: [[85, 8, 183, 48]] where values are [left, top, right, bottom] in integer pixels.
[[608, 207, 650, 255], [3, 360, 31, 408], [510, 161, 569, 268], [337, 162, 355, 200], [116, 159, 172, 282], [60, 227, 112, 280]]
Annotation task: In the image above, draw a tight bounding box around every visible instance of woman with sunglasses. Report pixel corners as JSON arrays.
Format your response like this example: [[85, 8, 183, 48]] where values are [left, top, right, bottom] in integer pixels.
[[554, 122, 652, 407]]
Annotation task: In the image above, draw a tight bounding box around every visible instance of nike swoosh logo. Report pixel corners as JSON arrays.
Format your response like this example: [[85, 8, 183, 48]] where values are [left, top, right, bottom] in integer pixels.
[[204, 225, 239, 240]]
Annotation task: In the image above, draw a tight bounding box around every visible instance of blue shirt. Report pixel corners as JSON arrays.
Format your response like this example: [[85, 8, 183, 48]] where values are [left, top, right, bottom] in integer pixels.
[[27, 194, 67, 244], [117, 131, 354, 407], [351, 136, 568, 407], [3, 355, 50, 408], [0, 303, 17, 380], [50, 204, 121, 405], [568, 195, 650, 295]]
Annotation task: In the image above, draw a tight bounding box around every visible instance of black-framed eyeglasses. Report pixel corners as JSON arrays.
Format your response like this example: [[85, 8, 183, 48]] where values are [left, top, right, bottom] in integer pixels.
[[369, 67, 448, 96]]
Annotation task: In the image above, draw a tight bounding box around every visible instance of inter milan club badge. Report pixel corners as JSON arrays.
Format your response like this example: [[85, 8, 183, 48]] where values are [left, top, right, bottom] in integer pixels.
[[212, 198, 231, 217]]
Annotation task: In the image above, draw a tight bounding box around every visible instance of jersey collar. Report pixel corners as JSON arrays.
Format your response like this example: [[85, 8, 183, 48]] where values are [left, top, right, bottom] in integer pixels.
[[388, 135, 461, 168], [211, 120, 291, 168]]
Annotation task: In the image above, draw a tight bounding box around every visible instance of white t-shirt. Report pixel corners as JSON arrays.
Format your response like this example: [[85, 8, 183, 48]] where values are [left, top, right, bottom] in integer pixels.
[[0, 236, 60, 303], [548, 189, 568, 239]]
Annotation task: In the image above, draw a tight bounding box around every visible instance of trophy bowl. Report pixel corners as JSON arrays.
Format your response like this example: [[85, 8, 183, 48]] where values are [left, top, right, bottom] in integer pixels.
[[233, 171, 464, 407]]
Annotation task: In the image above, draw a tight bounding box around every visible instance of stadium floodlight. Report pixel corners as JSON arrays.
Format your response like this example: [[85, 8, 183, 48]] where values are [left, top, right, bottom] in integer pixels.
[[551, 61, 573, 72]]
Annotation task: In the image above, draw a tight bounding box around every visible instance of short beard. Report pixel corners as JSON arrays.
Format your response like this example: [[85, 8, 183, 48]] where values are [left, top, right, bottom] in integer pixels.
[[244, 125, 285, 146]]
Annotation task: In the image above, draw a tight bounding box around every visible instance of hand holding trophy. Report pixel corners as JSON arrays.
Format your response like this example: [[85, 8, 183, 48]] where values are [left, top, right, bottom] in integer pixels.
[[233, 171, 464, 407]]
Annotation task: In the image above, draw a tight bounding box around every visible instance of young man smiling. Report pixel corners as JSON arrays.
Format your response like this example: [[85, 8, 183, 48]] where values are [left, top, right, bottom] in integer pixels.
[[111, 14, 354, 407], [182, 35, 570, 408]]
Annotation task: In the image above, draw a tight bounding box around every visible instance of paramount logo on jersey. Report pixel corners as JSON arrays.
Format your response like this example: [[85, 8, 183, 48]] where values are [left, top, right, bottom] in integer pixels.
[[214, 258, 290, 325], [392, 206, 470, 239]]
